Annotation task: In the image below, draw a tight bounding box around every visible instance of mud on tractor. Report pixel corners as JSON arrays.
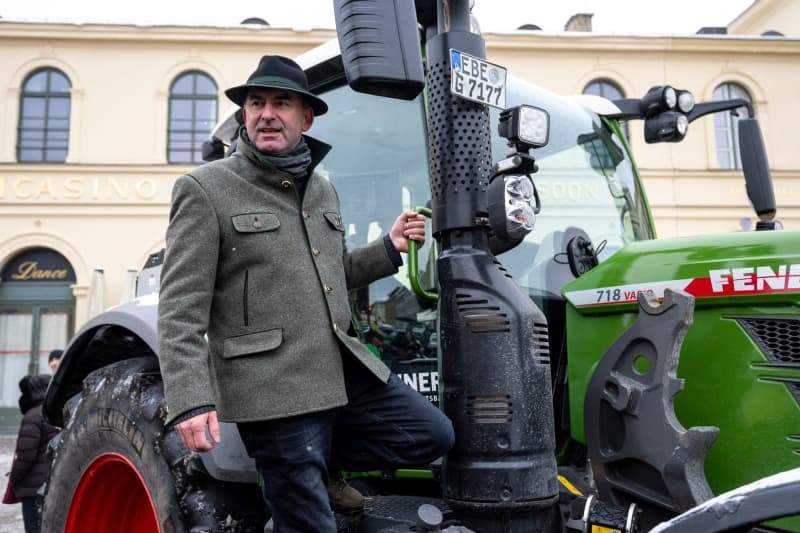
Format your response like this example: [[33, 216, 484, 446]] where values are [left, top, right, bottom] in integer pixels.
[[41, 1, 800, 531]]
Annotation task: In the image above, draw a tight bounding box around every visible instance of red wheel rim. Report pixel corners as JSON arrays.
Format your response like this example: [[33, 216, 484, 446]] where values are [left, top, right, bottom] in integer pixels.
[[65, 452, 160, 533]]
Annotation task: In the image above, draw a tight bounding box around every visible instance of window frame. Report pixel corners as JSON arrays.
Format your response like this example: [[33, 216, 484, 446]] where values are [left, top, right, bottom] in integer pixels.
[[16, 68, 72, 164], [712, 82, 753, 170], [167, 71, 218, 164], [582, 78, 628, 138]]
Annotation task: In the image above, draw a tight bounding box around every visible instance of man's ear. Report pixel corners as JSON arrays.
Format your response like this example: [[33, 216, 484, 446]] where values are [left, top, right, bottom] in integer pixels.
[[302, 107, 314, 132]]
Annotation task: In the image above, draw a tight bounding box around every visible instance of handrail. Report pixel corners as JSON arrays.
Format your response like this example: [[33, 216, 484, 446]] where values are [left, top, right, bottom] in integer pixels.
[[407, 206, 438, 302]]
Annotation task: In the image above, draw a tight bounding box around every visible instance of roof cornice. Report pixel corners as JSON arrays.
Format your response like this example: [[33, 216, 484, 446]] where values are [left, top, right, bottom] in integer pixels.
[[484, 31, 800, 55], [1, 21, 797, 55], [0, 21, 336, 45]]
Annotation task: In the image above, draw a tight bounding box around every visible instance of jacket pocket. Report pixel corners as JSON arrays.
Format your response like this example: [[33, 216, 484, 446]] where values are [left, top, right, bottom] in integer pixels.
[[231, 212, 280, 233], [323, 212, 345, 232], [223, 328, 283, 359]]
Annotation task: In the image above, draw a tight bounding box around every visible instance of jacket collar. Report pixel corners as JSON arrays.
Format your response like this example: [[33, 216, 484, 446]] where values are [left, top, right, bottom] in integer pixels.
[[236, 128, 331, 175], [305, 135, 332, 173]]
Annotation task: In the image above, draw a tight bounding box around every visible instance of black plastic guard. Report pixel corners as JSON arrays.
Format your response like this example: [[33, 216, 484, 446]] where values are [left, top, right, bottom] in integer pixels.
[[333, 0, 425, 100], [584, 289, 719, 529]]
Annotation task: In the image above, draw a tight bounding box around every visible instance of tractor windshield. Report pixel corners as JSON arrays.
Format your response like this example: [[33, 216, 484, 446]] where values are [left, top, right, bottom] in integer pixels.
[[302, 66, 651, 364], [489, 78, 654, 298]]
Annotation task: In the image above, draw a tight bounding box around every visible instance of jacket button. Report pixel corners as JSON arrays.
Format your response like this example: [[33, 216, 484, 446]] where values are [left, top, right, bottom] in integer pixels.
[[312, 247, 320, 256], [324, 284, 333, 293], [303, 210, 311, 219], [281, 180, 291, 188]]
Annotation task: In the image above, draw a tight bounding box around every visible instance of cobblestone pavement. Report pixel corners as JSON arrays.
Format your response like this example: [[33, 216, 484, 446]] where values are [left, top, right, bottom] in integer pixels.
[[0, 432, 24, 533]]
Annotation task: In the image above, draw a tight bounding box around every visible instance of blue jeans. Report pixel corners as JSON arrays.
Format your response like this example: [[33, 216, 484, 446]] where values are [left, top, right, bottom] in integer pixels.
[[237, 355, 454, 533]]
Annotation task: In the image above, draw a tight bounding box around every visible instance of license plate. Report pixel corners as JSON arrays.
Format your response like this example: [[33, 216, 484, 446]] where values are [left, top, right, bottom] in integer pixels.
[[450, 49, 507, 109]]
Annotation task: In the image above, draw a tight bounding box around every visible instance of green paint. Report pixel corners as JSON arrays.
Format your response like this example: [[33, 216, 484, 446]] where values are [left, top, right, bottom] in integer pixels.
[[564, 228, 800, 530]]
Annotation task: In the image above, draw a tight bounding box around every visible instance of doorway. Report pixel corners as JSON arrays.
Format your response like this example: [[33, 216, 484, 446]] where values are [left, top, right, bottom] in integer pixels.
[[0, 248, 75, 427]]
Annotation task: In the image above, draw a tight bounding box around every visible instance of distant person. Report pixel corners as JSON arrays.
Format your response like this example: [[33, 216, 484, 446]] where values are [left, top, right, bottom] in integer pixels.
[[11, 374, 59, 533], [47, 350, 62, 373], [364, 330, 384, 359], [385, 334, 415, 362]]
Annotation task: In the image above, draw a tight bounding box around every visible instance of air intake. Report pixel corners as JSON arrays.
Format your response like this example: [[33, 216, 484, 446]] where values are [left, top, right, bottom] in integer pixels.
[[739, 317, 800, 365]]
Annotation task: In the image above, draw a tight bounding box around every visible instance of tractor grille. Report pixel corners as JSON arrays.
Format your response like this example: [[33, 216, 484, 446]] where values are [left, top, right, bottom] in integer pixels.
[[467, 394, 513, 424], [738, 317, 800, 365], [456, 292, 510, 333]]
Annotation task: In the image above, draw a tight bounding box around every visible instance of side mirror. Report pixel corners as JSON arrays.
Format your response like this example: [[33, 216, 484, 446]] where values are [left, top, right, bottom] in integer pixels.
[[738, 118, 776, 222], [201, 137, 226, 162], [333, 0, 425, 100]]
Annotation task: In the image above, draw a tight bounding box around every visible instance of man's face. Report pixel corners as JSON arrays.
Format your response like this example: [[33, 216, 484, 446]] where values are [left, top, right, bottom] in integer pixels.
[[242, 88, 314, 155]]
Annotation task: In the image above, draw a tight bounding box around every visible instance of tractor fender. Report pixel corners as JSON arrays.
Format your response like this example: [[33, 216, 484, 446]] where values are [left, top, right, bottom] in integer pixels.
[[44, 293, 258, 484], [44, 294, 160, 427], [41, 357, 266, 532]]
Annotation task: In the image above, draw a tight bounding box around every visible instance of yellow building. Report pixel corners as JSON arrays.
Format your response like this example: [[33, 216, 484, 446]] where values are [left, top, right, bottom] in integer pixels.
[[0, 0, 797, 424]]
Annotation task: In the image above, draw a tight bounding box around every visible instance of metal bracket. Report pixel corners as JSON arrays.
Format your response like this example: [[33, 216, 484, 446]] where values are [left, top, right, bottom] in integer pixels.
[[584, 289, 719, 530]]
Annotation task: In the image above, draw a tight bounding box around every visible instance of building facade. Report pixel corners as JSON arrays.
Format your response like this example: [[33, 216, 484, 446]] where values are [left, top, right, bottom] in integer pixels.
[[0, 0, 797, 425]]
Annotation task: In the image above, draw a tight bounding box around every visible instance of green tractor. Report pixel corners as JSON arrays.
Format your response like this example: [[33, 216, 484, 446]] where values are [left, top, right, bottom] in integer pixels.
[[40, 1, 799, 531]]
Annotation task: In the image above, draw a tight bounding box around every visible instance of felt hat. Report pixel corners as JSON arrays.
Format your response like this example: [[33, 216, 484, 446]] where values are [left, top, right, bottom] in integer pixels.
[[225, 55, 328, 116]]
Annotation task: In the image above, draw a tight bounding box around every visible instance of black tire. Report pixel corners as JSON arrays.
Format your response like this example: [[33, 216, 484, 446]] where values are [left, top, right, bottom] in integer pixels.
[[41, 356, 266, 533]]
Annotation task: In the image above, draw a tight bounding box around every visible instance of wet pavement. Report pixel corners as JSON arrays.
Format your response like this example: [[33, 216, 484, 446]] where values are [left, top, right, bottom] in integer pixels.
[[0, 431, 23, 533]]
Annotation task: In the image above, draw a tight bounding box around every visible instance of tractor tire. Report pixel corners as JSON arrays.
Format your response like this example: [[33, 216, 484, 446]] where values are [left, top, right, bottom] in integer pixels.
[[41, 356, 266, 533]]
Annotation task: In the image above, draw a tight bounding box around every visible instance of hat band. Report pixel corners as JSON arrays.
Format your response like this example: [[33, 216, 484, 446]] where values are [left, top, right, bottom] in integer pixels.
[[247, 75, 307, 93]]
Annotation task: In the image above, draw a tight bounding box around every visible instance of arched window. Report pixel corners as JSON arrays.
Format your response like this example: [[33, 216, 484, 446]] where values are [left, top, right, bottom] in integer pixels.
[[712, 82, 752, 170], [17, 68, 71, 163], [583, 79, 625, 101], [583, 78, 628, 139], [168, 71, 218, 164]]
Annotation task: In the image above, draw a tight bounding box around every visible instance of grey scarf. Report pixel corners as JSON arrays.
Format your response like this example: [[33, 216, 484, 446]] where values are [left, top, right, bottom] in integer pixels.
[[242, 129, 312, 178]]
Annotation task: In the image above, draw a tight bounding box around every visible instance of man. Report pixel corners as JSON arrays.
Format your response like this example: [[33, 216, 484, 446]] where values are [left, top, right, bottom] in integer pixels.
[[158, 55, 454, 532], [47, 350, 62, 373]]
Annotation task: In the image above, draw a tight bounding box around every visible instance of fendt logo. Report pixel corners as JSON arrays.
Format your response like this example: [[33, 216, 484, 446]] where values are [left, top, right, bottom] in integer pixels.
[[565, 263, 800, 308], [709, 264, 800, 293]]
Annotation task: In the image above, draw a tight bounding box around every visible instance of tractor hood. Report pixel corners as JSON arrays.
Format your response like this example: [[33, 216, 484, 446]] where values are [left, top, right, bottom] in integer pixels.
[[563, 230, 800, 312], [564, 229, 800, 509]]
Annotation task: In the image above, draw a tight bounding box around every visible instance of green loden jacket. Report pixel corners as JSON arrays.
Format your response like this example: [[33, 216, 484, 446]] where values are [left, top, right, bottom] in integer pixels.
[[158, 134, 397, 426]]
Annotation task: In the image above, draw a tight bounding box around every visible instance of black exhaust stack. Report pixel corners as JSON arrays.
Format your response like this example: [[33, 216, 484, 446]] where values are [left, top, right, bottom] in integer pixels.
[[333, 1, 559, 530]]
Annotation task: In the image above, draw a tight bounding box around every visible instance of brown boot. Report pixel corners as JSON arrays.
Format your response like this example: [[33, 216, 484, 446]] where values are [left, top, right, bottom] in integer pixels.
[[327, 478, 366, 514]]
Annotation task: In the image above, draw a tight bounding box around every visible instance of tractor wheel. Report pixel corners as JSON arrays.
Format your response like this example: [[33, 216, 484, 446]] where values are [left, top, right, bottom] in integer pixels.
[[41, 356, 265, 532], [41, 357, 185, 532]]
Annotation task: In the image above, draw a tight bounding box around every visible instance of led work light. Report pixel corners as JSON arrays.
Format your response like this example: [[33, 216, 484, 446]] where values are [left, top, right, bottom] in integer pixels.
[[641, 85, 677, 117], [487, 173, 541, 242], [489, 104, 549, 243], [629, 86, 696, 143], [644, 112, 689, 143], [498, 105, 550, 150], [676, 90, 695, 114]]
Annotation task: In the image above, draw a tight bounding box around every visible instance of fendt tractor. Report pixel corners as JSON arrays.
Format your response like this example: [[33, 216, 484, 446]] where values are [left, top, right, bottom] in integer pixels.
[[40, 1, 800, 532]]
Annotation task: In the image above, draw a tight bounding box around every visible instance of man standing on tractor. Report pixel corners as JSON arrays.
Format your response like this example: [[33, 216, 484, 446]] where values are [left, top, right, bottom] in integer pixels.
[[157, 55, 454, 532]]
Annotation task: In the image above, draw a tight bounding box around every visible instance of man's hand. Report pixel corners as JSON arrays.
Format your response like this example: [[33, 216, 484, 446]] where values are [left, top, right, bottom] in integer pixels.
[[175, 410, 221, 452], [389, 211, 426, 253]]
